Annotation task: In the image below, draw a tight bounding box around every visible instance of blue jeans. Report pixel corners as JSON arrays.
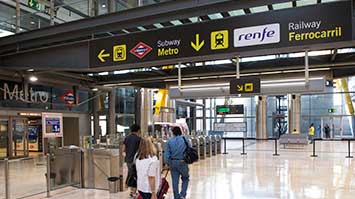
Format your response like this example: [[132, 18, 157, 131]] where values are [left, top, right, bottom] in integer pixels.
[[170, 160, 189, 199]]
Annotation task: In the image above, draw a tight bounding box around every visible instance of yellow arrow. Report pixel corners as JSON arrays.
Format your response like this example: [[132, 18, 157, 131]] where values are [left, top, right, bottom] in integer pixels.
[[191, 34, 205, 51], [98, 49, 110, 62]]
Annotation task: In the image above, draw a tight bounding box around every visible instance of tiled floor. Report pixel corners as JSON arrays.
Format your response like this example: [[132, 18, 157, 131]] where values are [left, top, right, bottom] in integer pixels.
[[3, 140, 355, 199]]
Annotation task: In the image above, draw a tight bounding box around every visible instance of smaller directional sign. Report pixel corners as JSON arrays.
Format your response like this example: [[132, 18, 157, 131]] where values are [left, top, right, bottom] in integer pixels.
[[98, 49, 110, 62], [230, 77, 261, 94], [190, 34, 205, 52]]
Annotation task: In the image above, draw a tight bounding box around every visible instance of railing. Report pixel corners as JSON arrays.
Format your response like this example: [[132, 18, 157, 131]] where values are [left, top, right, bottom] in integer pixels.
[[221, 137, 355, 159]]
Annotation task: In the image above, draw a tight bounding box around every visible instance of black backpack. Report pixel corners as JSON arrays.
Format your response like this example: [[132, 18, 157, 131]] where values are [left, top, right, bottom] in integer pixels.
[[182, 137, 199, 164]]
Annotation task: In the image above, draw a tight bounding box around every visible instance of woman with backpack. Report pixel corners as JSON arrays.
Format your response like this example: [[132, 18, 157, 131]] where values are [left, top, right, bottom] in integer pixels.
[[136, 137, 161, 199]]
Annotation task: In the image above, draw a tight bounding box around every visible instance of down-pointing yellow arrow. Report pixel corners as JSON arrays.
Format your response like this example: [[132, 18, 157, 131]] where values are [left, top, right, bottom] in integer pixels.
[[191, 34, 205, 52], [98, 49, 110, 62]]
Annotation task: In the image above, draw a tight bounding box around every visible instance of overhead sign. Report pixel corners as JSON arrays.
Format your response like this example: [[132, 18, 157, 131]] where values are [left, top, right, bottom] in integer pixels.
[[230, 77, 261, 94], [89, 1, 352, 68]]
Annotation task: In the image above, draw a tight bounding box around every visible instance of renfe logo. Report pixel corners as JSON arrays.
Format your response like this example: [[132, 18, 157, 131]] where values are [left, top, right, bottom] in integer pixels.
[[234, 23, 280, 47]]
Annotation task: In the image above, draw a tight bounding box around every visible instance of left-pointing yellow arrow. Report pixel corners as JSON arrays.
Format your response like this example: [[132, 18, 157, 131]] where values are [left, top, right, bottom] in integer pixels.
[[98, 49, 110, 62]]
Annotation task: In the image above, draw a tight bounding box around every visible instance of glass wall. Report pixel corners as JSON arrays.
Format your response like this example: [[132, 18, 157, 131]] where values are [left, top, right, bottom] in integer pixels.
[[300, 77, 355, 138], [301, 93, 354, 138], [195, 97, 256, 138]]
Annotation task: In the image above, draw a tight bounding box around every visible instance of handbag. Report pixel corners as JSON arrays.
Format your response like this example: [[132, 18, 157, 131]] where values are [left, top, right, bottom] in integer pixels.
[[182, 137, 199, 164]]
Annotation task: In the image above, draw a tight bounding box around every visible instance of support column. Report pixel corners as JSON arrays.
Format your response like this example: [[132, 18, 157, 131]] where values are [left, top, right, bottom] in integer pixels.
[[107, 0, 116, 13], [256, 96, 267, 139], [108, 88, 116, 135], [15, 0, 20, 33], [140, 88, 152, 135], [166, 92, 176, 123], [88, 0, 98, 17], [49, 0, 55, 26], [93, 92, 100, 140], [288, 94, 301, 133], [202, 99, 207, 133]]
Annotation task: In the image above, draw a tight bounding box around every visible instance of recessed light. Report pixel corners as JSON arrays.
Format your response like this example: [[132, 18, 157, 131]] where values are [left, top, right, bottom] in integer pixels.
[[102, 4, 106, 8], [29, 76, 38, 82]]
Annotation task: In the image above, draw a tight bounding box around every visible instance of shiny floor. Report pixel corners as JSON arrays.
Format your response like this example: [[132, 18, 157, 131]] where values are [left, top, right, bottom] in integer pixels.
[[2, 140, 355, 199]]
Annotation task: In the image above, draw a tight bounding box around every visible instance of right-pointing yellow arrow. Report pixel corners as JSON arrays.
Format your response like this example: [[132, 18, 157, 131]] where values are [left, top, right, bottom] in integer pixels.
[[191, 34, 205, 51], [98, 49, 110, 62]]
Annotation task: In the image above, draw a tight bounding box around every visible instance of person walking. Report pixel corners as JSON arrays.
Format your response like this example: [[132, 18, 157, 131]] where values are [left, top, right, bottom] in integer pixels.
[[164, 127, 191, 199], [136, 137, 160, 199], [308, 123, 315, 144], [123, 124, 142, 197], [324, 124, 331, 139]]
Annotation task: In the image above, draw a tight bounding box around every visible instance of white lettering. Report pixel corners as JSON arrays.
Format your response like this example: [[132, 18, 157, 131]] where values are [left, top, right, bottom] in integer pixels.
[[2, 83, 49, 104]]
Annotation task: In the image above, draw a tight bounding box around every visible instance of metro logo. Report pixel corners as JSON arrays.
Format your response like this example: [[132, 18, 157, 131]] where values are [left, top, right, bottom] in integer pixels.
[[234, 23, 280, 47], [130, 42, 152, 59]]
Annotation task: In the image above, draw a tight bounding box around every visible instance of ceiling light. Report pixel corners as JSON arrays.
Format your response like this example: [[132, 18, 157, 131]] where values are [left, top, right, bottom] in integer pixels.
[[29, 76, 38, 82], [92, 88, 98, 92], [30, 21, 35, 25], [27, 68, 34, 72], [102, 4, 106, 8]]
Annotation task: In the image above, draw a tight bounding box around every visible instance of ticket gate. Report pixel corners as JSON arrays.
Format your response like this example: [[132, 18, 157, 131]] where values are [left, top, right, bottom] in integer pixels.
[[216, 135, 222, 154], [154, 141, 164, 169], [198, 136, 205, 159], [211, 135, 217, 156], [190, 137, 200, 158], [160, 139, 168, 166], [205, 136, 211, 158]]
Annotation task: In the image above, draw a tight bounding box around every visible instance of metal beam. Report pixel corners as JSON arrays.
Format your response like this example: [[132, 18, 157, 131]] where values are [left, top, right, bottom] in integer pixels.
[[0, 0, 293, 54]]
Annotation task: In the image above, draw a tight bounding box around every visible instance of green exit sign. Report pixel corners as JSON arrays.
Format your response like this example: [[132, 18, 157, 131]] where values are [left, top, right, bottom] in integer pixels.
[[328, 108, 336, 113], [28, 0, 40, 10]]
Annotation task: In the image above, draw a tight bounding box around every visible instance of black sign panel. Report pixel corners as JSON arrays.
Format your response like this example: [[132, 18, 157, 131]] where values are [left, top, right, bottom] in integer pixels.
[[216, 105, 244, 115], [230, 77, 261, 94], [89, 1, 352, 68]]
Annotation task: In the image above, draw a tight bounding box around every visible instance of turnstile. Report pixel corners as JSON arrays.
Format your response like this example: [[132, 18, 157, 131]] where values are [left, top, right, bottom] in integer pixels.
[[160, 139, 168, 166], [205, 136, 211, 158], [154, 141, 164, 169], [190, 137, 200, 159], [211, 135, 217, 156], [82, 148, 121, 190], [198, 136, 205, 159], [216, 135, 222, 154]]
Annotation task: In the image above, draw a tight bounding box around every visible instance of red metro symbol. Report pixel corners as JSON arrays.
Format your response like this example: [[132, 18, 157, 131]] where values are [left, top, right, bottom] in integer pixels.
[[60, 90, 76, 106], [130, 42, 152, 59]]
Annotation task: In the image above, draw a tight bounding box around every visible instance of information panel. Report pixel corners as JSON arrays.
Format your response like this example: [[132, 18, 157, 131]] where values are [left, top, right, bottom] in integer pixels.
[[89, 1, 352, 68], [216, 105, 244, 115], [42, 113, 63, 138]]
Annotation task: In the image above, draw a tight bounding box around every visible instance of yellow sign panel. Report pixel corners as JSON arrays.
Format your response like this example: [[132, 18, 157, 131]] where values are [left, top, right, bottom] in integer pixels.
[[236, 83, 254, 92], [113, 45, 126, 61], [244, 83, 254, 92], [211, 30, 228, 50]]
